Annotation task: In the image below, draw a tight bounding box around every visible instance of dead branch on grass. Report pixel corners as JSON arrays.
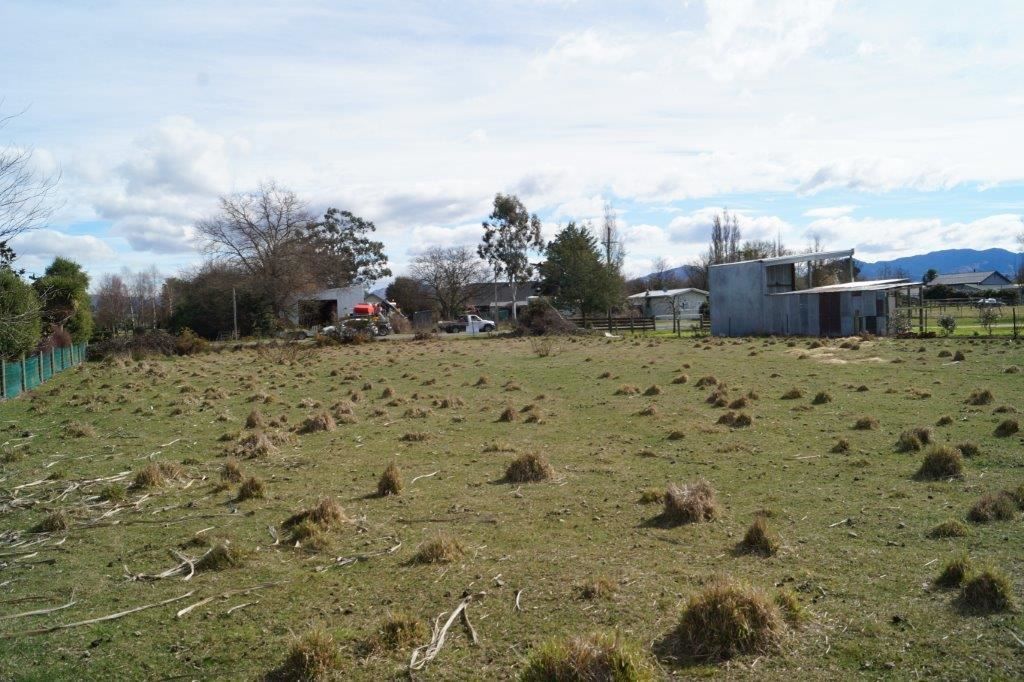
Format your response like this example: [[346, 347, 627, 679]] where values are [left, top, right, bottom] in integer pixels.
[[1, 590, 197, 639], [409, 592, 486, 671]]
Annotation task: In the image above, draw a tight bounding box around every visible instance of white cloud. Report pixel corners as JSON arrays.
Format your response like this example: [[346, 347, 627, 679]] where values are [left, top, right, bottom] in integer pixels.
[[536, 29, 633, 69], [803, 205, 856, 218], [667, 207, 793, 245]]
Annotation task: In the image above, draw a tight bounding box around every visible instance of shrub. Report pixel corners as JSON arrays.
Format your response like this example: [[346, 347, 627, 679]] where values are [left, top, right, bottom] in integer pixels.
[[529, 336, 559, 357], [662, 479, 718, 525], [520, 631, 656, 682], [1006, 484, 1024, 510], [174, 328, 209, 355], [234, 431, 278, 458], [929, 520, 969, 538], [938, 315, 957, 336], [275, 626, 340, 681], [516, 300, 576, 336], [236, 476, 267, 501], [505, 453, 554, 483], [413, 534, 463, 564], [967, 493, 1016, 523], [934, 554, 971, 588], [671, 580, 785, 661], [738, 516, 779, 556], [0, 268, 43, 358], [99, 483, 127, 502], [916, 445, 964, 480], [377, 463, 403, 497], [966, 388, 994, 405], [994, 419, 1019, 437], [959, 569, 1014, 613]]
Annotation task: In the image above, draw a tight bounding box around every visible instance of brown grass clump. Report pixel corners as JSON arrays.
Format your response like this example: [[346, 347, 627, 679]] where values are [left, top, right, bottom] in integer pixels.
[[929, 520, 969, 538], [671, 580, 785, 662], [436, 396, 465, 409], [695, 375, 718, 388], [957, 442, 981, 457], [615, 384, 640, 396], [1005, 365, 1022, 374], [244, 408, 265, 429], [717, 411, 752, 428], [413, 533, 463, 564], [773, 590, 806, 626], [505, 453, 554, 483], [705, 389, 729, 407], [32, 510, 71, 533], [285, 498, 347, 535], [853, 416, 879, 430], [967, 388, 995, 405], [579, 577, 617, 600], [667, 430, 686, 441], [332, 400, 355, 416], [275, 626, 340, 681], [196, 542, 242, 571], [221, 456, 243, 483], [236, 476, 267, 501], [63, 420, 96, 438], [520, 631, 657, 682], [934, 554, 971, 588], [780, 388, 803, 400], [896, 427, 932, 452], [643, 385, 662, 396], [727, 396, 749, 410], [474, 375, 490, 386], [959, 569, 1014, 613], [400, 431, 429, 442], [830, 439, 851, 454], [377, 462, 403, 497], [235, 431, 278, 458], [811, 391, 832, 405], [915, 444, 964, 480], [672, 374, 689, 385], [638, 488, 663, 504], [498, 403, 518, 422], [953, 350, 966, 361], [994, 419, 1019, 437], [298, 411, 336, 434], [738, 516, 779, 556], [365, 613, 427, 653], [637, 405, 658, 417], [662, 479, 718, 525], [936, 415, 953, 426], [133, 462, 171, 489], [967, 493, 1016, 523], [1006, 484, 1024, 510]]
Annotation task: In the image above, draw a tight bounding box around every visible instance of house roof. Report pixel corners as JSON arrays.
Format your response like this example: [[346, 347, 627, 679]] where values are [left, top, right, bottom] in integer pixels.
[[929, 271, 1011, 286], [769, 278, 914, 295], [627, 288, 708, 300], [465, 282, 542, 307], [710, 249, 855, 269]]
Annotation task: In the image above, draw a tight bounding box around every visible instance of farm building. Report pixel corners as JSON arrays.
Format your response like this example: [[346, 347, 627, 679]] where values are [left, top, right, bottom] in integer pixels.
[[626, 288, 708, 318], [928, 270, 1013, 291], [465, 281, 542, 321], [292, 284, 366, 325], [709, 249, 921, 337]]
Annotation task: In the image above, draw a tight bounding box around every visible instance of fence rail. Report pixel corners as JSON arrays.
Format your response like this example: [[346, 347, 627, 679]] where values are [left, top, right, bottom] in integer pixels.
[[1, 343, 87, 400], [567, 317, 657, 332]]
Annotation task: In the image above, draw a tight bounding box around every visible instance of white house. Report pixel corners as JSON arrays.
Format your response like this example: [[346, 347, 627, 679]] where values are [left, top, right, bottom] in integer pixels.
[[627, 288, 708, 319], [292, 285, 366, 325]]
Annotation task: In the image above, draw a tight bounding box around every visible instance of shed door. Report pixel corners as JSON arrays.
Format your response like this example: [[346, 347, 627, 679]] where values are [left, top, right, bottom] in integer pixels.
[[818, 293, 841, 337]]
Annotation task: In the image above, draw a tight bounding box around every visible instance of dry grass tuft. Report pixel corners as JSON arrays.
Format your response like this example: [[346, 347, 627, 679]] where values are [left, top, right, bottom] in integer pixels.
[[638, 488, 663, 504], [695, 375, 718, 388], [853, 416, 879, 430], [738, 516, 779, 556], [236, 476, 267, 501], [413, 533, 463, 564], [63, 420, 96, 438], [994, 419, 1019, 437], [773, 590, 806, 626], [916, 444, 964, 480], [520, 631, 656, 682], [717, 411, 752, 428], [929, 520, 969, 538], [643, 385, 662, 396], [967, 492, 1016, 523], [579, 576, 617, 600], [637, 405, 658, 417], [667, 430, 686, 441], [896, 427, 932, 452], [196, 542, 242, 571], [33, 510, 71, 533], [959, 569, 1014, 613], [830, 439, 850, 454], [498, 403, 518, 422], [936, 415, 953, 426], [671, 580, 785, 662], [953, 350, 966, 361], [811, 391, 832, 405], [298, 411, 336, 434], [234, 431, 279, 458], [780, 388, 803, 400], [615, 385, 640, 396], [957, 442, 980, 458], [221, 456, 243, 483], [244, 408, 265, 429], [377, 462, 403, 497], [365, 613, 427, 653], [505, 453, 554, 483], [400, 432, 430, 442], [132, 461, 182, 488], [934, 554, 971, 588], [275, 626, 340, 681], [1005, 365, 1022, 374], [672, 374, 689, 385], [285, 498, 347, 535], [662, 479, 718, 525], [966, 388, 994, 405]]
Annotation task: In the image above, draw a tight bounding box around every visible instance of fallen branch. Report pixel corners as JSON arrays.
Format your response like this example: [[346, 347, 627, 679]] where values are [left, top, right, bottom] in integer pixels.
[[0, 597, 77, 621], [226, 601, 257, 615], [409, 592, 485, 671], [1, 590, 196, 639], [514, 589, 524, 612], [176, 582, 283, 619], [410, 470, 440, 485], [319, 540, 401, 571]]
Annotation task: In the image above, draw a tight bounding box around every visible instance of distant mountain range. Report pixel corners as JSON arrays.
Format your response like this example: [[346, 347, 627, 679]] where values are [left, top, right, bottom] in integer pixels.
[[855, 248, 1021, 281], [641, 248, 1022, 284]]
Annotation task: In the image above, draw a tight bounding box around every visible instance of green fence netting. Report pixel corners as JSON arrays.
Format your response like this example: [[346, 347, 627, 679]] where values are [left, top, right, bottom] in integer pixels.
[[3, 360, 22, 398], [2, 343, 87, 400], [23, 356, 40, 390], [41, 352, 52, 380]]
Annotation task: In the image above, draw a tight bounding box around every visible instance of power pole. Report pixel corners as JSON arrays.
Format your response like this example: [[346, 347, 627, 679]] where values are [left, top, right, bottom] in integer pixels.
[[232, 287, 239, 340]]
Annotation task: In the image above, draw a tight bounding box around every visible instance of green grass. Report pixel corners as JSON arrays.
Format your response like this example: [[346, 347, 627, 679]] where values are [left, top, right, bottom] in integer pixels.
[[1, 334, 1022, 679]]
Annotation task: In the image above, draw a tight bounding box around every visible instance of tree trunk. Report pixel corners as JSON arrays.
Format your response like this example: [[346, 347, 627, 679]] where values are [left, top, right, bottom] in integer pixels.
[[510, 280, 518, 321]]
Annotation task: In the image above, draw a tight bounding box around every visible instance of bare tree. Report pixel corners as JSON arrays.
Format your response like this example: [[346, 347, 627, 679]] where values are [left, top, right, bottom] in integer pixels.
[[1, 110, 60, 267], [94, 274, 132, 331], [647, 257, 680, 291], [411, 246, 488, 320]]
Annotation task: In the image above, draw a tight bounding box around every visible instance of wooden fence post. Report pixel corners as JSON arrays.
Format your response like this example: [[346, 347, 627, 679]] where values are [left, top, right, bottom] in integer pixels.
[[20, 354, 27, 392], [1, 357, 6, 398], [38, 352, 43, 384]]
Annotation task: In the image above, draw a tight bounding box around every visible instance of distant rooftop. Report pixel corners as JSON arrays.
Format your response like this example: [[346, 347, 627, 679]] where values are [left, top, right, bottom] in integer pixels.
[[626, 287, 707, 299], [769, 278, 914, 295], [709, 249, 855, 268], [929, 271, 1010, 286]]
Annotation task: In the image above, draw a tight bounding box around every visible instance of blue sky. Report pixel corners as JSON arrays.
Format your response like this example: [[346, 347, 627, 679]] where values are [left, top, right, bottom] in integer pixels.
[[2, 0, 1023, 284]]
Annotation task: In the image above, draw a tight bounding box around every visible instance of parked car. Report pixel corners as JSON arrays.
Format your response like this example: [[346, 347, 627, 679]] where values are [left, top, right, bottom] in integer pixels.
[[437, 314, 495, 334], [976, 298, 1004, 307]]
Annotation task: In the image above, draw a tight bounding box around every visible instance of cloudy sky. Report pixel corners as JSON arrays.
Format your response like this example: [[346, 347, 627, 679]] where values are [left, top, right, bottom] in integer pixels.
[[2, 0, 1023, 284]]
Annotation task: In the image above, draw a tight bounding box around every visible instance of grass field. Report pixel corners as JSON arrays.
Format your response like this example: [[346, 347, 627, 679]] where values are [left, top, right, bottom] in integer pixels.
[[1, 333, 1022, 680]]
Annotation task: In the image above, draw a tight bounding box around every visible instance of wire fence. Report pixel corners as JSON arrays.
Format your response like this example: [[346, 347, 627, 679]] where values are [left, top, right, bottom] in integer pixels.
[[1, 343, 87, 400], [895, 303, 1022, 337]]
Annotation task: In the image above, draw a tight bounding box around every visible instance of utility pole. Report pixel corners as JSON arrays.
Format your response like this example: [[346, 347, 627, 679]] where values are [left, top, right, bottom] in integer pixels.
[[232, 287, 239, 340]]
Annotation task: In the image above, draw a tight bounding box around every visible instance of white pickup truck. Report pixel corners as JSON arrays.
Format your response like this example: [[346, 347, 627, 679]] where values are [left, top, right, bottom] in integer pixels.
[[437, 314, 496, 334]]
